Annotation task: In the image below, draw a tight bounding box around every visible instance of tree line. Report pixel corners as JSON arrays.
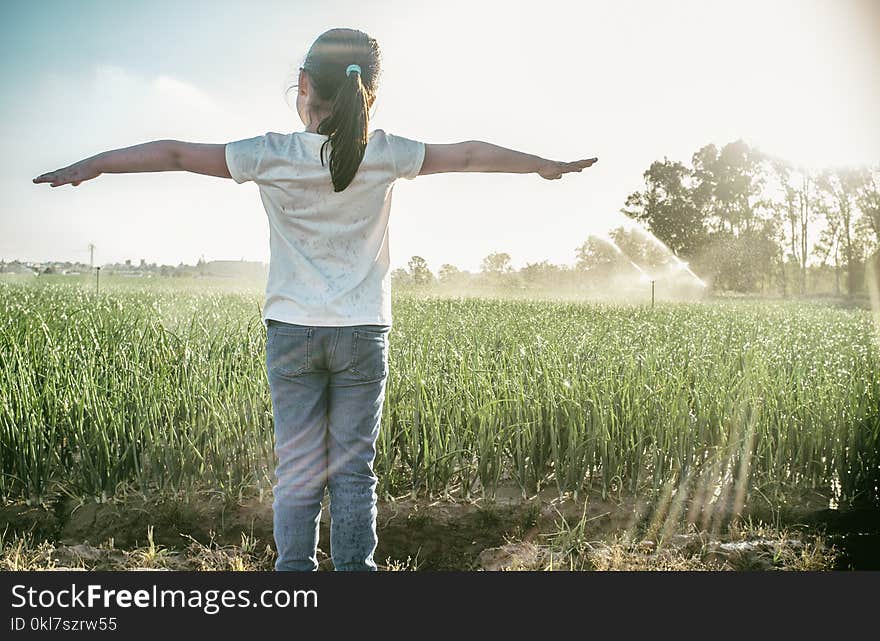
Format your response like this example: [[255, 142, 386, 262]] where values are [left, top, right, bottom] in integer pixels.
[[623, 140, 879, 296], [393, 140, 879, 298]]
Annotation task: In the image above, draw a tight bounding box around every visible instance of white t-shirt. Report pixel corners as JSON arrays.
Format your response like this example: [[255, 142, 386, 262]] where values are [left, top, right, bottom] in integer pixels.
[[225, 129, 425, 327]]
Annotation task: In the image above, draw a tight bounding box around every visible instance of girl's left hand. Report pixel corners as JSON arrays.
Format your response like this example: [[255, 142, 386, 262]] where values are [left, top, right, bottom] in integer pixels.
[[538, 158, 598, 180], [33, 159, 101, 187]]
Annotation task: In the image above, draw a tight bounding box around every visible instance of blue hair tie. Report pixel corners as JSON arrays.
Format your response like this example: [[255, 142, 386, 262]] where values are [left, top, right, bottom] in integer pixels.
[[346, 64, 362, 77]]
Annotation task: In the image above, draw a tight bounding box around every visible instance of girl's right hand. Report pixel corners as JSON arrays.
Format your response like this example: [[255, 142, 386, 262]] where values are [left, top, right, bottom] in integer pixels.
[[538, 158, 598, 180], [33, 159, 101, 187]]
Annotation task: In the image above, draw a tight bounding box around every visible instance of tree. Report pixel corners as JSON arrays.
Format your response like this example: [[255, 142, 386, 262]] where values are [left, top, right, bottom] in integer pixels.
[[391, 267, 412, 287], [795, 168, 815, 294], [575, 237, 620, 273], [692, 140, 768, 236], [688, 141, 782, 292], [407, 256, 434, 286], [816, 168, 863, 296], [480, 252, 513, 275], [856, 166, 880, 248], [770, 159, 815, 295], [438, 263, 470, 288], [622, 145, 776, 291], [813, 194, 843, 295], [438, 263, 461, 283], [855, 165, 880, 298], [622, 158, 706, 257], [520, 260, 566, 287]]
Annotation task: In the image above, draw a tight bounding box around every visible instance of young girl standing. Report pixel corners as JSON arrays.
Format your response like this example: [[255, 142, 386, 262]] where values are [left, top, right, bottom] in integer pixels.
[[34, 28, 597, 571]]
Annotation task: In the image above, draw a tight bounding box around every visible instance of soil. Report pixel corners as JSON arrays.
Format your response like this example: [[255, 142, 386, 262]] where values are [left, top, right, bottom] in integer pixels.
[[1, 485, 876, 570]]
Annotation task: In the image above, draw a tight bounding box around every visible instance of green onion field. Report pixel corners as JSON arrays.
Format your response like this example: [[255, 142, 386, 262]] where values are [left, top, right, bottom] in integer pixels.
[[1, 276, 878, 570]]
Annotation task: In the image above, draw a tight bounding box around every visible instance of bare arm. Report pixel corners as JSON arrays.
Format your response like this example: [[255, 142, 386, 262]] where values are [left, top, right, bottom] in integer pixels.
[[33, 140, 232, 187], [419, 141, 597, 180]]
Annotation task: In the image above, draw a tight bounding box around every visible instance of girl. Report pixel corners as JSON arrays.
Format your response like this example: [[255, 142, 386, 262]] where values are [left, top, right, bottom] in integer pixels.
[[34, 28, 597, 571]]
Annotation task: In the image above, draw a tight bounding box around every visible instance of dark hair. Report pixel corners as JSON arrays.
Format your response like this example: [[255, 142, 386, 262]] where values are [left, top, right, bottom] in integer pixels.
[[300, 28, 380, 192]]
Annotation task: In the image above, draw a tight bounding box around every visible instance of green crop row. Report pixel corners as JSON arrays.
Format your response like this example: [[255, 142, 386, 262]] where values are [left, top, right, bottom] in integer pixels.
[[1, 281, 877, 509]]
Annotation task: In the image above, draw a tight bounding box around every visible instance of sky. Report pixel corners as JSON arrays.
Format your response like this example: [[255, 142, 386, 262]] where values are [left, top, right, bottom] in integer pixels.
[[1, 0, 879, 272]]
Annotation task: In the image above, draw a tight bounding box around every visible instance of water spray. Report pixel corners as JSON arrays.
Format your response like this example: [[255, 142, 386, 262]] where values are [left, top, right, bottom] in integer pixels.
[[673, 258, 707, 288], [588, 230, 706, 304], [620, 221, 708, 288], [599, 235, 651, 278]]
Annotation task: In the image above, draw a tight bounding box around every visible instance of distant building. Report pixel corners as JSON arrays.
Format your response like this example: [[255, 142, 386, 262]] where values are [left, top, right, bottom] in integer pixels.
[[2, 258, 265, 280]]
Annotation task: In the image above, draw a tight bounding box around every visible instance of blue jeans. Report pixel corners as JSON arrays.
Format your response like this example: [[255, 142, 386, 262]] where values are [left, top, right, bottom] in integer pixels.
[[265, 319, 390, 571]]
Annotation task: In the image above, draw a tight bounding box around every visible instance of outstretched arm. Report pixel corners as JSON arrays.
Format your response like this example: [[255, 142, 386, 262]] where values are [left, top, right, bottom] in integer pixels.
[[419, 141, 597, 180], [33, 140, 231, 187]]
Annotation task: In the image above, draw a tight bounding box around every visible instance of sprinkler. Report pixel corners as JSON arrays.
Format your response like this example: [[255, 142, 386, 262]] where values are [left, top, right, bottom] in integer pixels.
[[651, 279, 655, 308], [95, 266, 100, 294]]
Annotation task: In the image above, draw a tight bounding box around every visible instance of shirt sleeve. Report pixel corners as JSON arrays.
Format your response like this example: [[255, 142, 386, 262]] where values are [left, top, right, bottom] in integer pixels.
[[386, 132, 426, 180], [225, 135, 267, 184]]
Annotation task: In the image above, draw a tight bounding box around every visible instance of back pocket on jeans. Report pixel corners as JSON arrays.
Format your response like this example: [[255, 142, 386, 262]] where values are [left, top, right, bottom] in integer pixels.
[[267, 325, 312, 377], [349, 329, 389, 381]]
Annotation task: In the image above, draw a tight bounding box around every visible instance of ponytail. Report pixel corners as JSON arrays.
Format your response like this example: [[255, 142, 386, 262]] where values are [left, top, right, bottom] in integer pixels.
[[317, 69, 369, 192], [298, 28, 380, 193]]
